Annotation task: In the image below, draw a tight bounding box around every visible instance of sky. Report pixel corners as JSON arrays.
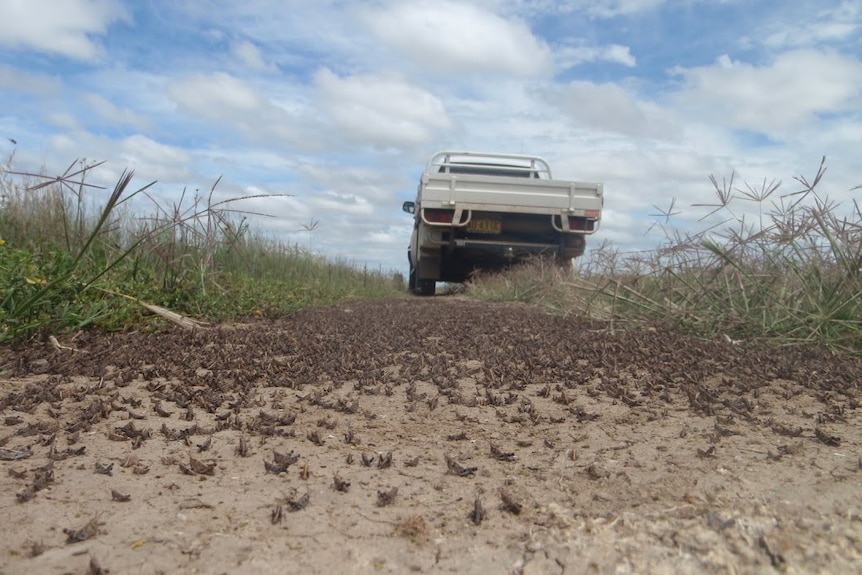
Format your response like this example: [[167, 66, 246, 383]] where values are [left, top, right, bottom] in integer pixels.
[[1, 0, 861, 275]]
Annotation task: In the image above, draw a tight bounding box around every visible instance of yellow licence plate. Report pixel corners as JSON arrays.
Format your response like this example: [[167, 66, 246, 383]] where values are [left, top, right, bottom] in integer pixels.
[[467, 218, 502, 234]]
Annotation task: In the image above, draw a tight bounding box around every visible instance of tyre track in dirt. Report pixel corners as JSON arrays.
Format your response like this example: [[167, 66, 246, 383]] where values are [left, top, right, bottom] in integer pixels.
[[1, 298, 860, 574]]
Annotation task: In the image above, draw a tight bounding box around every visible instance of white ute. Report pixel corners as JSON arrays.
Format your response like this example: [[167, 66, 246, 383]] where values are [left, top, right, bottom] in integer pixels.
[[402, 151, 604, 295]]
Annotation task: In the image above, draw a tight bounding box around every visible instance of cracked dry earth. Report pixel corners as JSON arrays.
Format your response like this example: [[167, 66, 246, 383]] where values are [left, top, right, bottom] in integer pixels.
[[1, 298, 861, 575]]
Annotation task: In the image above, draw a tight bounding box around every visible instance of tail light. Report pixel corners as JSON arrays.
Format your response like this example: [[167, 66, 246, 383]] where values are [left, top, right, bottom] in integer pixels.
[[568, 216, 596, 231], [424, 209, 454, 223]]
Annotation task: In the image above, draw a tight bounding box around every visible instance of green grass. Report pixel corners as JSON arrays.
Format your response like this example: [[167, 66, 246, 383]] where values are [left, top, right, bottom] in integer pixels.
[[468, 157, 862, 353], [0, 159, 405, 343]]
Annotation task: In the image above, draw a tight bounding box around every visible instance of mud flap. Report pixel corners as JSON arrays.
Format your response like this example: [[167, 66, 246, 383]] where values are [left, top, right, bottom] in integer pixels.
[[418, 254, 441, 280]]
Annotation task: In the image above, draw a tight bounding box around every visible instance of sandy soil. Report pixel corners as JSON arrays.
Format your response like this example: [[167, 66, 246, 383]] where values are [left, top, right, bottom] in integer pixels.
[[1, 298, 860, 575]]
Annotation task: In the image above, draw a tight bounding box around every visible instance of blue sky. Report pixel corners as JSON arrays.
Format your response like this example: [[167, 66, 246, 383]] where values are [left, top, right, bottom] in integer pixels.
[[1, 0, 861, 274]]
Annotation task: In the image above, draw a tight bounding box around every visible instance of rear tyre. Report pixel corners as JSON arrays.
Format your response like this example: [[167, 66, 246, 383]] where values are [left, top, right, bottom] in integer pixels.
[[408, 266, 417, 293], [407, 250, 418, 293], [409, 250, 436, 296], [416, 279, 436, 296]]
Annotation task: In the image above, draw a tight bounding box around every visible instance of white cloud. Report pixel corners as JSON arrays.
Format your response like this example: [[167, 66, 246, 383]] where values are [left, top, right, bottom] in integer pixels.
[[311, 191, 374, 216], [43, 112, 79, 130], [169, 72, 264, 118], [232, 192, 311, 228], [366, 0, 552, 77], [0, 0, 127, 60], [585, 0, 665, 18], [116, 135, 194, 181], [556, 43, 637, 69], [167, 72, 311, 148], [765, 22, 858, 49], [299, 164, 410, 203], [45, 132, 193, 184], [592, 208, 640, 245], [671, 50, 862, 139], [232, 185, 408, 269], [754, 1, 861, 49], [472, 0, 665, 19], [314, 68, 453, 147], [83, 93, 149, 130], [0, 65, 63, 95], [367, 229, 407, 245], [551, 81, 677, 139], [231, 40, 274, 72]]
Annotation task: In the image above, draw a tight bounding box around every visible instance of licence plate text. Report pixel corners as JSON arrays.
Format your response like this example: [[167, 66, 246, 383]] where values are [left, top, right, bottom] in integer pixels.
[[467, 218, 502, 234]]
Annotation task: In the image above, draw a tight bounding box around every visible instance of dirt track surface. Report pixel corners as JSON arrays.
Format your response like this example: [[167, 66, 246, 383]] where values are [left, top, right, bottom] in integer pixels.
[[1, 297, 861, 574]]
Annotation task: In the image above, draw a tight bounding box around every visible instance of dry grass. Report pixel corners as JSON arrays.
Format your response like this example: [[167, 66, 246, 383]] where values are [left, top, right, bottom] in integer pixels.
[[468, 158, 862, 353]]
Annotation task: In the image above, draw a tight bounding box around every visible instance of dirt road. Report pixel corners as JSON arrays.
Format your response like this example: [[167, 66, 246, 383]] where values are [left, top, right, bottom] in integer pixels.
[[1, 298, 860, 574]]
